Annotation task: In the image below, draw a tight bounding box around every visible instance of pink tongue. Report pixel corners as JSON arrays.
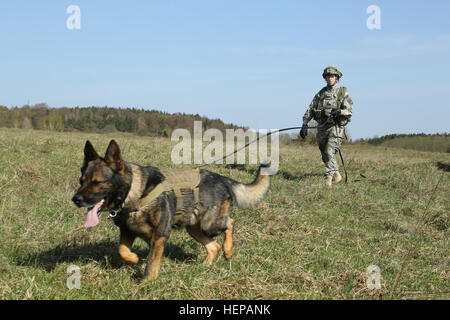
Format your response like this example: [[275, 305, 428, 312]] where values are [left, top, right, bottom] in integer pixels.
[[83, 201, 102, 228]]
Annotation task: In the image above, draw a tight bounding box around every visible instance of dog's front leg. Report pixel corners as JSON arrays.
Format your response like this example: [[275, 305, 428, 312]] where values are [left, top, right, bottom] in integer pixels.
[[118, 229, 139, 265], [144, 236, 167, 280]]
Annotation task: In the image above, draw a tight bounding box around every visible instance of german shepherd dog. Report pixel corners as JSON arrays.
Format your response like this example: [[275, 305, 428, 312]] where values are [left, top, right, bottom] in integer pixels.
[[72, 140, 271, 280]]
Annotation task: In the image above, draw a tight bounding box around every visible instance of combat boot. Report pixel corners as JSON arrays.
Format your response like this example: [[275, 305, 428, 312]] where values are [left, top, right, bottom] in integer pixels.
[[325, 175, 333, 188], [333, 171, 342, 183]]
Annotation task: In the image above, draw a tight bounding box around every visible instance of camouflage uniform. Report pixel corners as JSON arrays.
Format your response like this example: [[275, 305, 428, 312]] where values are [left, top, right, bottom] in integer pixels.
[[302, 67, 353, 178]]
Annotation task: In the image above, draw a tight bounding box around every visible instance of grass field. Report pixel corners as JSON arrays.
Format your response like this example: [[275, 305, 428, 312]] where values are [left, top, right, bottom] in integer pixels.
[[0, 128, 448, 300]]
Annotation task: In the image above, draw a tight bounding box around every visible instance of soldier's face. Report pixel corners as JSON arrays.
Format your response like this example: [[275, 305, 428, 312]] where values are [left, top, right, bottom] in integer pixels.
[[326, 75, 337, 86]]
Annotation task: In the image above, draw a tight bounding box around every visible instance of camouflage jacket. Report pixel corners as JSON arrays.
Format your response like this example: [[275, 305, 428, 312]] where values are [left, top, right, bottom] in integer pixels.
[[302, 84, 353, 127]]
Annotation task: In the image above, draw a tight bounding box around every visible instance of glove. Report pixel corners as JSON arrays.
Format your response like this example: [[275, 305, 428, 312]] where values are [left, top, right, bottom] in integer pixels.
[[299, 125, 308, 139], [331, 109, 341, 117]]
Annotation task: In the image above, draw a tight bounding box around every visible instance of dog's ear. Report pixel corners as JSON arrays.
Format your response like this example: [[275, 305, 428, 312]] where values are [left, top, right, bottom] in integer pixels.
[[104, 140, 124, 173], [84, 140, 99, 163]]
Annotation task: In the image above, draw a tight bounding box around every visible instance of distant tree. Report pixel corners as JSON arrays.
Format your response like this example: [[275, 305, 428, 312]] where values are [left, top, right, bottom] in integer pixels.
[[21, 117, 33, 129]]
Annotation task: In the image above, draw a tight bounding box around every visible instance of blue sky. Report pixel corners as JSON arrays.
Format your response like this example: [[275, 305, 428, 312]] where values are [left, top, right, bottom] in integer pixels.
[[0, 1, 449, 139]]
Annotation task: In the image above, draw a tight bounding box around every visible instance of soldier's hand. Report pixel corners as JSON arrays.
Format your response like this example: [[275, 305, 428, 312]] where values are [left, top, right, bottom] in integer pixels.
[[299, 125, 308, 139], [331, 109, 341, 117], [325, 116, 335, 125]]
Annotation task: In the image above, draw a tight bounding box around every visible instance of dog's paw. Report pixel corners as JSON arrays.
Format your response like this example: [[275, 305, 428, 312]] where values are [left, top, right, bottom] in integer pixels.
[[120, 252, 139, 265]]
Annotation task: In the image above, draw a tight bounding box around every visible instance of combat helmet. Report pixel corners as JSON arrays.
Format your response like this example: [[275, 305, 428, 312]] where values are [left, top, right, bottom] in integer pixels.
[[322, 66, 342, 79]]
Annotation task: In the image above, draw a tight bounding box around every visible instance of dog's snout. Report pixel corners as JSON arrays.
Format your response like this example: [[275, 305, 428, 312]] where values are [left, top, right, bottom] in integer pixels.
[[72, 194, 83, 206]]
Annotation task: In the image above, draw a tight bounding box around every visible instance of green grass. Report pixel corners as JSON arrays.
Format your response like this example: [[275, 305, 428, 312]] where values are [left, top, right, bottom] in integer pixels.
[[0, 128, 449, 299]]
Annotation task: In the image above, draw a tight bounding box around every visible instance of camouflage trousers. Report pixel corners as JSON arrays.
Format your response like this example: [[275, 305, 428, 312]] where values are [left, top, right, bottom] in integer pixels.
[[316, 125, 346, 177]]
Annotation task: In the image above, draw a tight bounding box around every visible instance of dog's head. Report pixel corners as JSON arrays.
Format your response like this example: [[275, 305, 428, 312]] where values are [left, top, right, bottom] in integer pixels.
[[72, 140, 129, 217]]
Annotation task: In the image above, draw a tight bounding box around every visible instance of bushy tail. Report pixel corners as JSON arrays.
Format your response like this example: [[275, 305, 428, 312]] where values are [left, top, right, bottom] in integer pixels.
[[230, 163, 272, 209]]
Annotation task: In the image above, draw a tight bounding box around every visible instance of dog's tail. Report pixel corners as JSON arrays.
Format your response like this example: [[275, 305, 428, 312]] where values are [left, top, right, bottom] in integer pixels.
[[229, 162, 273, 209]]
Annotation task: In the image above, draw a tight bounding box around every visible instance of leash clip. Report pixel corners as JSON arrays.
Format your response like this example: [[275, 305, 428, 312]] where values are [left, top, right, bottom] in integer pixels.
[[109, 210, 118, 218]]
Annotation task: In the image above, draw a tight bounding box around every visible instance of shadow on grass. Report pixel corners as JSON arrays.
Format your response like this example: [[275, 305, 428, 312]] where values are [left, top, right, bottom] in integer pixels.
[[224, 164, 323, 181], [437, 162, 450, 172], [14, 239, 197, 273]]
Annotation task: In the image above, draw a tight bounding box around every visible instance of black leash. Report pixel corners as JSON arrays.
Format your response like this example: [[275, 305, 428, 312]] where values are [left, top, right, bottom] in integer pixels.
[[198, 124, 326, 167], [198, 122, 351, 184], [337, 148, 348, 183]]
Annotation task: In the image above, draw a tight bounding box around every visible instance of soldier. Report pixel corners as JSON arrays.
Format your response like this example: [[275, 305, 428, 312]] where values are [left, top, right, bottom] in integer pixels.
[[300, 66, 353, 187]]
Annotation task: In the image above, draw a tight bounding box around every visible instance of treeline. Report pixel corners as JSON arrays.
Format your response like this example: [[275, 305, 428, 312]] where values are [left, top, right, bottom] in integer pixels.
[[361, 133, 450, 153], [365, 133, 450, 146], [0, 103, 243, 137]]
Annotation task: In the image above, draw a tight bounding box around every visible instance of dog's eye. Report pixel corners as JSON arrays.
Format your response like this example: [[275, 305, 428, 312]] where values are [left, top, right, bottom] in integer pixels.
[[92, 179, 105, 185]]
